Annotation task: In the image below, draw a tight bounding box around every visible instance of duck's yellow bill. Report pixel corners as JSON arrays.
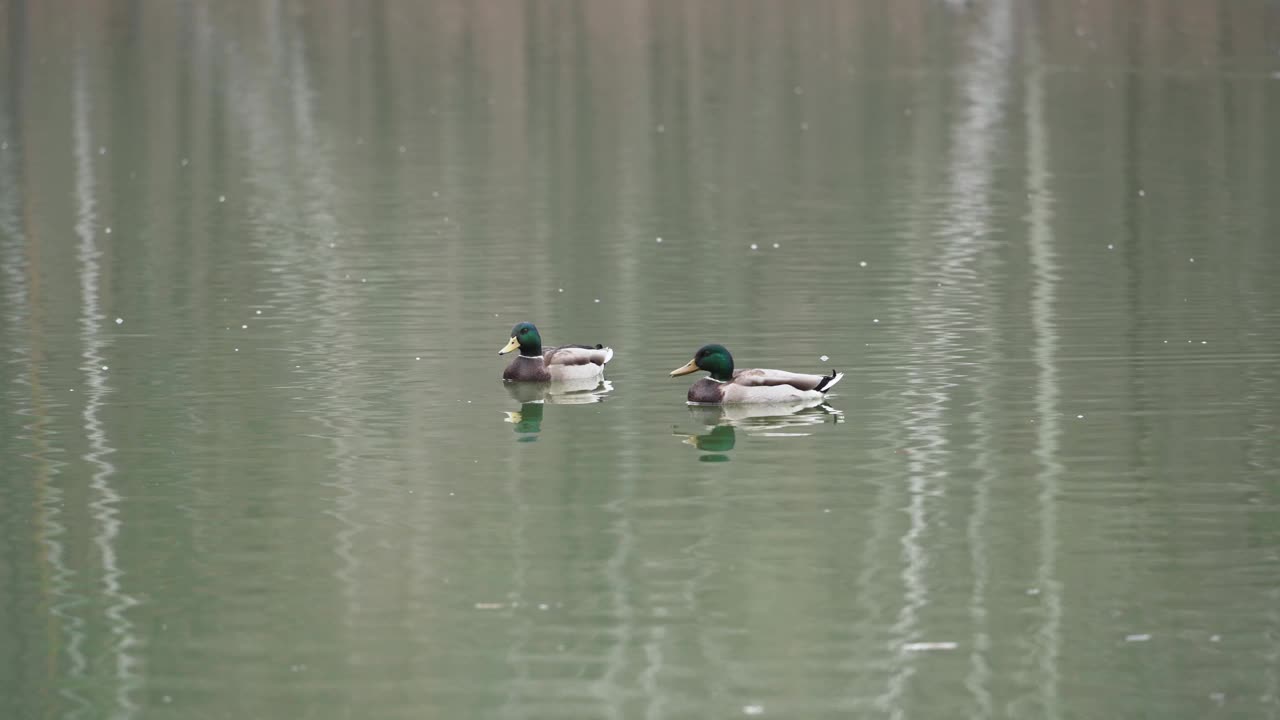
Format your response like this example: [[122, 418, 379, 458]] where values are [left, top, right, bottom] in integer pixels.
[[498, 337, 520, 355], [669, 358, 700, 377]]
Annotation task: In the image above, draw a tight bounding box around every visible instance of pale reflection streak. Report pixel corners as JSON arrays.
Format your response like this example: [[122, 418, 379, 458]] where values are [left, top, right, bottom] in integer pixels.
[[1025, 22, 1063, 720], [878, 1, 1012, 716], [213, 0, 370, 644], [73, 56, 141, 719], [1, 85, 91, 717]]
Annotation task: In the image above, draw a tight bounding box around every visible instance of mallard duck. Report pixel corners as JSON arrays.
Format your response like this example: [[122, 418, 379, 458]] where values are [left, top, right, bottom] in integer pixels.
[[669, 344, 843, 404], [498, 322, 613, 382]]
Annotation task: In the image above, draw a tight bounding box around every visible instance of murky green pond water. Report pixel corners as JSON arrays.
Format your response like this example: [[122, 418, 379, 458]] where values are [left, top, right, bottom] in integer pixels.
[[2, 2, 1279, 718]]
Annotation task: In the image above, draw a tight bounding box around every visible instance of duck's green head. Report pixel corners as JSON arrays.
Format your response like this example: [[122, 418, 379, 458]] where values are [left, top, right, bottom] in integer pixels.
[[499, 321, 543, 356], [670, 344, 734, 382]]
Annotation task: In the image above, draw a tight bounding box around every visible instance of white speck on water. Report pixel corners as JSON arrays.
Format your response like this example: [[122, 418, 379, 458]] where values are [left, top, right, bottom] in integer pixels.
[[743, 705, 764, 716], [1125, 633, 1152, 642], [162, 696, 172, 704], [415, 357, 421, 361], [820, 355, 829, 362], [1209, 692, 1225, 706], [69, 388, 74, 392], [655, 236, 663, 243], [873, 318, 880, 323], [1077, 414, 1084, 419], [329, 242, 336, 248], [538, 603, 549, 611], [594, 298, 601, 303], [241, 324, 248, 329], [903, 641, 958, 651], [656, 124, 665, 133], [1201, 340, 1208, 345], [1189, 257, 1195, 263], [114, 317, 123, 325], [234, 348, 239, 352], [772, 242, 780, 248], [218, 195, 226, 203], [1210, 634, 1221, 642], [101, 365, 108, 371], [432, 191, 439, 197], [794, 85, 803, 95], [859, 260, 868, 268], [558, 288, 563, 293], [398, 145, 406, 154], [1, 141, 6, 150], [1107, 244, 1114, 250], [180, 158, 189, 167], [255, 310, 262, 315], [1138, 189, 1145, 197], [800, 122, 809, 131], [360, 278, 367, 283], [750, 243, 758, 250], [1026, 588, 1041, 596], [823, 508, 831, 513], [98, 146, 106, 155], [104, 227, 112, 234]]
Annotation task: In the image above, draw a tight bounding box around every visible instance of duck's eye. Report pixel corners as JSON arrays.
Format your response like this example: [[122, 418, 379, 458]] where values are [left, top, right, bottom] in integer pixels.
[[519, 328, 528, 335]]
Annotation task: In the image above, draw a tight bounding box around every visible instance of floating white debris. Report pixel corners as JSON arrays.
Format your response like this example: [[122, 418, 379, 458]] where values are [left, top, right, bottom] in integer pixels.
[[656, 236, 663, 243], [743, 705, 764, 716], [750, 243, 758, 250], [432, 191, 438, 197], [104, 227, 112, 234], [114, 317, 123, 325], [558, 288, 564, 293], [903, 642, 958, 651], [218, 195, 226, 203], [800, 122, 809, 131], [181, 158, 189, 167], [538, 603, 549, 611], [101, 365, 109, 371], [415, 357, 421, 361], [1210, 634, 1221, 642], [820, 355, 829, 362], [241, 324, 248, 329], [98, 146, 106, 155], [1, 141, 6, 149], [69, 388, 74, 392], [234, 348, 239, 352], [873, 318, 880, 323], [772, 242, 780, 248], [162, 696, 172, 704], [794, 85, 804, 95], [1026, 588, 1041, 596], [360, 278, 367, 283], [255, 310, 262, 315], [1125, 633, 1151, 642], [656, 124, 665, 133], [1138, 189, 1145, 197], [859, 260, 868, 267], [1107, 244, 1114, 250], [474, 602, 505, 610], [1077, 414, 1084, 419], [398, 145, 406, 154], [1189, 257, 1195, 263], [594, 298, 601, 303]]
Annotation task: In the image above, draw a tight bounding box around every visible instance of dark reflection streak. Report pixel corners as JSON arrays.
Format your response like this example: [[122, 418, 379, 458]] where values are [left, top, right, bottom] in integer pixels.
[[879, 1, 1012, 715], [1025, 22, 1063, 720], [2, 34, 90, 717], [499, 455, 532, 720], [596, 471, 635, 719], [73, 53, 141, 719]]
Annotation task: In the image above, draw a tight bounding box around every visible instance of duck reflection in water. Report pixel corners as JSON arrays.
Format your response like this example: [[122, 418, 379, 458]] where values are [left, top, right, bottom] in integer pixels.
[[678, 397, 842, 461], [503, 377, 613, 442]]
